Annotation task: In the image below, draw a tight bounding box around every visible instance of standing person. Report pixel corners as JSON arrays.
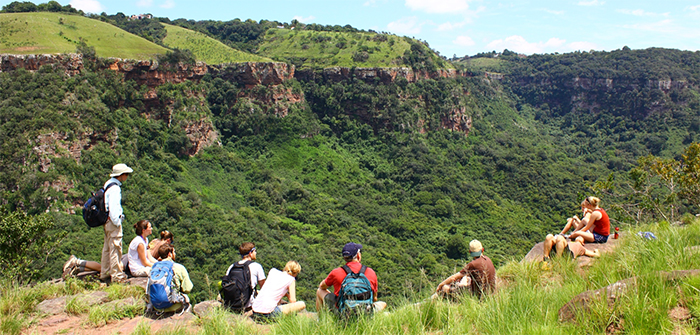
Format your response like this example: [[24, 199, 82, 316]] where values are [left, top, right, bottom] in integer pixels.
[[435, 240, 496, 299], [127, 220, 158, 277], [100, 163, 132, 283], [149, 230, 174, 259], [316, 242, 387, 313], [569, 196, 610, 244], [252, 261, 306, 319], [221, 242, 266, 312]]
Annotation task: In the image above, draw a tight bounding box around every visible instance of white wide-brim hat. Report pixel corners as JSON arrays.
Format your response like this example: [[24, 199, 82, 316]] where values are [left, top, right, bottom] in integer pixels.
[[110, 163, 133, 177]]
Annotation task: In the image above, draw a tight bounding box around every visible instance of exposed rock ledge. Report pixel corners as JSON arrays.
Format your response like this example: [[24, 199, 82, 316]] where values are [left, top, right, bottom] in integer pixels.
[[0, 54, 466, 86], [295, 66, 465, 84], [0, 54, 294, 88]]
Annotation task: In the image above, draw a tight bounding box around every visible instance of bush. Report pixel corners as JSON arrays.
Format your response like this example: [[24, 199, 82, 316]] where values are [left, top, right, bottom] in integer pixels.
[[0, 209, 65, 284]]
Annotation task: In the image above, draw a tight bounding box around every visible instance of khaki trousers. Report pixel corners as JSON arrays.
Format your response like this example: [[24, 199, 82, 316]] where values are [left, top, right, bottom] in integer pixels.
[[100, 220, 126, 280]]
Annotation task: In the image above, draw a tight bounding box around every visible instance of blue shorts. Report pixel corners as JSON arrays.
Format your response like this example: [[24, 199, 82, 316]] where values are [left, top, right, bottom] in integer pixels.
[[252, 306, 282, 321], [592, 232, 609, 243]]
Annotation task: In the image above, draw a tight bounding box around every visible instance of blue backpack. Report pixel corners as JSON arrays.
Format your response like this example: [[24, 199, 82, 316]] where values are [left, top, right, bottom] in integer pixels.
[[147, 261, 185, 310], [337, 265, 374, 315]]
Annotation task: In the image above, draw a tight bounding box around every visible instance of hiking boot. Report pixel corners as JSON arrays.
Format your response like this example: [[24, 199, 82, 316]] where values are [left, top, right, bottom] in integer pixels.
[[62, 255, 80, 280]]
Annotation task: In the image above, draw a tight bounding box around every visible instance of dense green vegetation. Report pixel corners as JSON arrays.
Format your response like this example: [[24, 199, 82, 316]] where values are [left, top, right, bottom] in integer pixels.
[[0, 12, 168, 58]]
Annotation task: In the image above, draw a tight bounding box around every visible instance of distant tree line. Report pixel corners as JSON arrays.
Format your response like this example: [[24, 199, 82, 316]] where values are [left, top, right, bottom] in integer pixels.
[[1, 0, 82, 14]]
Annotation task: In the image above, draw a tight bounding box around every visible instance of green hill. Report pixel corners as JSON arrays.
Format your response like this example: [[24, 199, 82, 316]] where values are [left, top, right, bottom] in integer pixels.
[[0, 12, 168, 59], [161, 23, 272, 64], [257, 28, 453, 70]]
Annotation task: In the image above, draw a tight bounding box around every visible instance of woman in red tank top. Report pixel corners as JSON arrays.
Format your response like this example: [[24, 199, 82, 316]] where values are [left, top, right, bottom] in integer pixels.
[[569, 196, 610, 244]]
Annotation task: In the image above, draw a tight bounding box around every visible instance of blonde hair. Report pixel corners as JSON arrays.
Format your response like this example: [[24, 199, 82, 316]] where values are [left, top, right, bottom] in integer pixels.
[[283, 261, 301, 276], [585, 196, 601, 207]]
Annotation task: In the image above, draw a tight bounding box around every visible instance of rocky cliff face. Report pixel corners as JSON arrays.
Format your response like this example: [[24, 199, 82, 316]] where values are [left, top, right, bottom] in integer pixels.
[[295, 66, 464, 84]]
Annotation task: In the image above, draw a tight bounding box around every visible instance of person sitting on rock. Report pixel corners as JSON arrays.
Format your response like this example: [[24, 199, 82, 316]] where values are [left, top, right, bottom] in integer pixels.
[[435, 240, 496, 300], [559, 199, 589, 236], [542, 234, 600, 261], [568, 196, 611, 244], [127, 220, 158, 277], [252, 261, 306, 320], [149, 243, 193, 314], [62, 255, 102, 279], [149, 230, 174, 260]]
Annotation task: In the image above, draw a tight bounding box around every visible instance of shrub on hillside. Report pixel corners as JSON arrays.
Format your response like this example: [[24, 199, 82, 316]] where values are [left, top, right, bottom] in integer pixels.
[[0, 209, 65, 284]]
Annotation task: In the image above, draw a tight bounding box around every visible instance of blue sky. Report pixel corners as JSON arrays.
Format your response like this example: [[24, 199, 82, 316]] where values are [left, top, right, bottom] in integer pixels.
[[4, 0, 700, 57]]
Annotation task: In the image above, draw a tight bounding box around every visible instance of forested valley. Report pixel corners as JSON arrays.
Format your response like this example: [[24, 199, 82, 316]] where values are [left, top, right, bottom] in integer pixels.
[[1, 9, 700, 306]]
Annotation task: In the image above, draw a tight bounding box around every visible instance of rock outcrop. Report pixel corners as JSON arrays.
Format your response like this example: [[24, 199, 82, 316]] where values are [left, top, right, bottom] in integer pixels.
[[558, 269, 700, 323], [295, 66, 464, 84]]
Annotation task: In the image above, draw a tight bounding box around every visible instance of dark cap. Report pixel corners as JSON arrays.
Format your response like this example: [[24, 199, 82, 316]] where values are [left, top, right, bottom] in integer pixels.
[[342, 242, 362, 258]]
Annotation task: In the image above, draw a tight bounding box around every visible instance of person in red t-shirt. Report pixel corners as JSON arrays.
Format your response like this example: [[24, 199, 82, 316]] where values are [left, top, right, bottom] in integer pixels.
[[569, 196, 610, 244], [315, 242, 387, 312]]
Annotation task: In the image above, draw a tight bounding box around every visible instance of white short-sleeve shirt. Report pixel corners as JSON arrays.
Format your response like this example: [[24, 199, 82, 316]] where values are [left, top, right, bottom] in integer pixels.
[[226, 261, 266, 307]]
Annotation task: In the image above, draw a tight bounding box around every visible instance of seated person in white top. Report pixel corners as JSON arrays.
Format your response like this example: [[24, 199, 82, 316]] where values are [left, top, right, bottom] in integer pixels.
[[252, 261, 306, 318], [127, 220, 158, 277]]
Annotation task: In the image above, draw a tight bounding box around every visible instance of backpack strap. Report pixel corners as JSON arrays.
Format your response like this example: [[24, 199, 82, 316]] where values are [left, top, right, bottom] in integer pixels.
[[341, 264, 366, 275], [104, 182, 118, 191]]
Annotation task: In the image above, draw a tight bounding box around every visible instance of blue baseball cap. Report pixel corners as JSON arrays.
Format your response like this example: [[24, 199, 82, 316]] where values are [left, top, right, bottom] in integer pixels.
[[342, 242, 362, 258]]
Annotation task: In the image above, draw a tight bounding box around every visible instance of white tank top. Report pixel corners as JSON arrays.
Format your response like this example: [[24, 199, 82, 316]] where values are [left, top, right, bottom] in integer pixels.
[[128, 236, 148, 273], [251, 268, 295, 314]]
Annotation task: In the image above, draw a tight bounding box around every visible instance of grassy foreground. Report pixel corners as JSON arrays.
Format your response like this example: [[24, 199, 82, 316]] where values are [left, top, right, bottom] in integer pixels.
[[0, 12, 168, 59], [161, 23, 272, 64], [3, 219, 700, 334]]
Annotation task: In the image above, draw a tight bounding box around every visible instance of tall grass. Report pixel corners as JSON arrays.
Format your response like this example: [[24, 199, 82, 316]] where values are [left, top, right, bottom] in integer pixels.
[[4, 220, 700, 334], [266, 220, 700, 334]]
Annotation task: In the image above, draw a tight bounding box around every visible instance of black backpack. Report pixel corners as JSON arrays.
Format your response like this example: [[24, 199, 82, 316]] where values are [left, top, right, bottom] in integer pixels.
[[82, 182, 118, 228], [221, 260, 253, 313]]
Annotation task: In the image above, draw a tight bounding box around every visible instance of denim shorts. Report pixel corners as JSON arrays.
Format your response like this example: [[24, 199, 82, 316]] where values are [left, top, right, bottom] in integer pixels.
[[592, 232, 609, 243], [252, 306, 282, 321]]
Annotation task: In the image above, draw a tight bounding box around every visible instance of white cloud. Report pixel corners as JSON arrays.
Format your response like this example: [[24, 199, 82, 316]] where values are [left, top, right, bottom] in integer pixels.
[[387, 17, 423, 35], [690, 5, 700, 11], [617, 9, 668, 17], [160, 0, 174, 8], [623, 19, 675, 33], [543, 8, 564, 15], [578, 0, 604, 6], [485, 35, 598, 54], [69, 0, 103, 13], [436, 21, 467, 31], [136, 0, 152, 7], [405, 0, 470, 14], [364, 0, 376, 6], [293, 15, 315, 23], [453, 35, 475, 46]]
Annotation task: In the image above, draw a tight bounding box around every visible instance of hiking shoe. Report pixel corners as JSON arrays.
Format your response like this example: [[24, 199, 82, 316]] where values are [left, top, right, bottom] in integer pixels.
[[62, 255, 79, 279]]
